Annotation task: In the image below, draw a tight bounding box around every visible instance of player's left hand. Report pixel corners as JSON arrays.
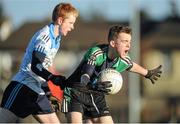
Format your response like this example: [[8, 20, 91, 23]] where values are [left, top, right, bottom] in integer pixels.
[[49, 95, 62, 112], [42, 85, 62, 112], [145, 65, 162, 84]]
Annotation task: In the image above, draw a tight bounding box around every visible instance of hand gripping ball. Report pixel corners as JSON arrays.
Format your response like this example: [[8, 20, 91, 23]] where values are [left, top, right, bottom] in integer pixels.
[[99, 68, 123, 94]]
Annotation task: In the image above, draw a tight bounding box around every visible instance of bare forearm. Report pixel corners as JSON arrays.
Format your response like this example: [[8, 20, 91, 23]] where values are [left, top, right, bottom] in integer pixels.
[[130, 62, 148, 76]]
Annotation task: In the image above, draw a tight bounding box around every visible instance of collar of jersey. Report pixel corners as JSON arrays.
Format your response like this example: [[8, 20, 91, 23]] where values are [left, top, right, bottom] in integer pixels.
[[49, 23, 61, 42]]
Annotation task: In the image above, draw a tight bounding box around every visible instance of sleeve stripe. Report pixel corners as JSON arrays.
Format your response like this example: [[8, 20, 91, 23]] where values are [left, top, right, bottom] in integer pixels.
[[41, 35, 50, 43], [35, 46, 46, 54], [44, 36, 50, 42], [42, 35, 46, 40], [124, 57, 133, 65], [35, 35, 50, 54], [87, 49, 103, 65], [121, 57, 133, 70]]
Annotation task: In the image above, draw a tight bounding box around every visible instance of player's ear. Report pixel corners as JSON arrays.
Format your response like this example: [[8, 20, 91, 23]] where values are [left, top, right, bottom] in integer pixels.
[[57, 17, 63, 25], [109, 40, 115, 48]]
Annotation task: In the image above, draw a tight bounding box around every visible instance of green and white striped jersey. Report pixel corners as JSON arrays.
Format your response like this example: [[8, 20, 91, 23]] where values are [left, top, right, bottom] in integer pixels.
[[67, 44, 133, 84]]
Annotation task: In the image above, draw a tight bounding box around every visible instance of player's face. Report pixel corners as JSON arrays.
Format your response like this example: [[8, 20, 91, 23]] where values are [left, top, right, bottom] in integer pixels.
[[60, 15, 77, 36], [114, 32, 131, 59]]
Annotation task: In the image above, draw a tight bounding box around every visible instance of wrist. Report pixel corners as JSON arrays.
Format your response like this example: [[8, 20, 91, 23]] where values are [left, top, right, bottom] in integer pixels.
[[81, 74, 90, 85], [144, 69, 148, 77], [145, 70, 151, 78]]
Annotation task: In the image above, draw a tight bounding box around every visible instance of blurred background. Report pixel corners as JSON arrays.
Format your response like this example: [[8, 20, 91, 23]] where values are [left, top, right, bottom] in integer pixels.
[[0, 0, 180, 123]]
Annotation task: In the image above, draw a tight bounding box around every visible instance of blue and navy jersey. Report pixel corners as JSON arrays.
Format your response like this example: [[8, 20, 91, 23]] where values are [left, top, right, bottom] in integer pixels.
[[12, 23, 61, 94]]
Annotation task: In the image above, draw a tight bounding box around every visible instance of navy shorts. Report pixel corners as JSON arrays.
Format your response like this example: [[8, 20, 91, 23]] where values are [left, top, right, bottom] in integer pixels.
[[1, 81, 54, 118], [63, 88, 111, 119]]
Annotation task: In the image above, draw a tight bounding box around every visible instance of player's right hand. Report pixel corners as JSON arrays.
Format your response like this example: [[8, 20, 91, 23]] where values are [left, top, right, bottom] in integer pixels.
[[88, 81, 112, 94], [48, 74, 66, 90]]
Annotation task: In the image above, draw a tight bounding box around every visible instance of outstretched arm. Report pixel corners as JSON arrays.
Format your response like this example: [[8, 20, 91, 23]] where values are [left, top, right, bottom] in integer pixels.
[[129, 62, 162, 84], [129, 62, 148, 76]]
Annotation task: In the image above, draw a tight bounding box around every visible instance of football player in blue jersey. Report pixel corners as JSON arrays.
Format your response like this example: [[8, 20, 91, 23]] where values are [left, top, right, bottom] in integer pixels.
[[0, 3, 78, 123]]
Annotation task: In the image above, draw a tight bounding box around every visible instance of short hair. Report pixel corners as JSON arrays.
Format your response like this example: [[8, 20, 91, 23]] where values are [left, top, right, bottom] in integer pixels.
[[108, 25, 132, 42], [52, 3, 79, 22]]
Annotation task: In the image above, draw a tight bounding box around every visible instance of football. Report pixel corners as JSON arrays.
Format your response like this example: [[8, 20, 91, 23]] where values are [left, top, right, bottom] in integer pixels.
[[98, 68, 123, 94]]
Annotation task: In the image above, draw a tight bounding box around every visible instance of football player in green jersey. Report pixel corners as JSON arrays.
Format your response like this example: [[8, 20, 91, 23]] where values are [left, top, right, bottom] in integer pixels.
[[62, 25, 162, 123]]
